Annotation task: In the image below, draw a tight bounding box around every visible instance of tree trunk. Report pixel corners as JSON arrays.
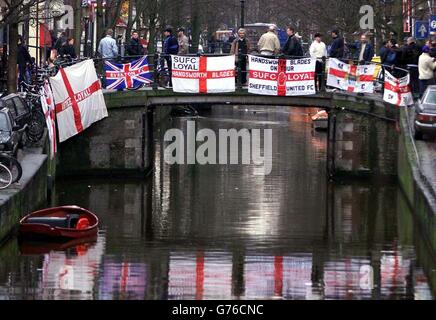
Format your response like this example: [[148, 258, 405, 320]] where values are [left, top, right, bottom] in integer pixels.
[[74, 0, 82, 56], [126, 0, 135, 37], [190, 1, 201, 54], [107, 0, 124, 34], [7, 21, 19, 93], [96, 0, 105, 45], [147, 13, 157, 55]]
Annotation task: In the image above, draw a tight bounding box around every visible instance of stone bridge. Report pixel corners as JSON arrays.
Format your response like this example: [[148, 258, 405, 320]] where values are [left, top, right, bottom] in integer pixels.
[[58, 88, 399, 179]]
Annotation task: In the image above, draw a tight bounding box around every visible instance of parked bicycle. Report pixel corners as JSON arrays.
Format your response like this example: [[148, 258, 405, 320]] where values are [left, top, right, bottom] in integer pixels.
[[18, 86, 46, 143], [0, 163, 12, 189], [0, 153, 22, 184]]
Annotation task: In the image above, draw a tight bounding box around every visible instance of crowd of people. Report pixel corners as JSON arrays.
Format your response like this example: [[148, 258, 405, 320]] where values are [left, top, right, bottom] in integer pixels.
[[11, 23, 436, 96]]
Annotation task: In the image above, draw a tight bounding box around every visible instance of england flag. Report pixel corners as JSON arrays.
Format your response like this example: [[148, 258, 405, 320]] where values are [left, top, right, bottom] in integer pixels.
[[104, 56, 152, 90], [383, 70, 413, 106]]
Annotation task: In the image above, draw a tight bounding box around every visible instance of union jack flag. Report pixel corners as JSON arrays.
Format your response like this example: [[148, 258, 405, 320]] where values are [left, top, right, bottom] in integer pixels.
[[104, 56, 152, 90]]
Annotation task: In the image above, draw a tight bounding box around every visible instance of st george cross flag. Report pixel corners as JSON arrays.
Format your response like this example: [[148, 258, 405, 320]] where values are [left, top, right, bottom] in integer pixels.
[[50, 59, 108, 143], [248, 56, 316, 96], [383, 70, 413, 106], [171, 55, 235, 93], [40, 80, 57, 158], [104, 56, 152, 90], [327, 58, 375, 93]]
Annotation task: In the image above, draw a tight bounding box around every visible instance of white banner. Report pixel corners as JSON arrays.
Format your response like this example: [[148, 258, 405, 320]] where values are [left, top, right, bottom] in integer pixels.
[[171, 55, 235, 93], [327, 58, 375, 93], [40, 81, 57, 159], [50, 59, 108, 143], [383, 70, 413, 106], [248, 55, 316, 96]]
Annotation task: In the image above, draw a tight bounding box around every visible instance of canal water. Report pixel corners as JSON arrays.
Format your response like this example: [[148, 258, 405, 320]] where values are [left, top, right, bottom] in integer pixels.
[[0, 105, 434, 300]]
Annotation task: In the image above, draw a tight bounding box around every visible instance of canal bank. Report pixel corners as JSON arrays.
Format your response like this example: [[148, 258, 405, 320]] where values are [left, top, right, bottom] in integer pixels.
[[0, 149, 48, 243], [398, 107, 436, 262]]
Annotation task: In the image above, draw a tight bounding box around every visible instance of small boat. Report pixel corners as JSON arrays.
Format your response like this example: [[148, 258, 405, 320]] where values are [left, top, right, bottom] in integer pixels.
[[19, 206, 99, 240], [311, 110, 329, 131]]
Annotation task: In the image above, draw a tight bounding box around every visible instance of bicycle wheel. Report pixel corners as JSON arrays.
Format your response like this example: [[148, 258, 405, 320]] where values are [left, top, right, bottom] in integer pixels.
[[0, 163, 12, 189], [0, 155, 23, 184], [27, 109, 46, 143]]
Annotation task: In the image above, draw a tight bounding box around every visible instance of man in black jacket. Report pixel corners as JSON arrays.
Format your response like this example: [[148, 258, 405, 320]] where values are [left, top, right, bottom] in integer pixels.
[[126, 31, 144, 60], [329, 29, 345, 59], [17, 36, 32, 88], [59, 38, 77, 59], [402, 37, 421, 95], [282, 26, 303, 57]]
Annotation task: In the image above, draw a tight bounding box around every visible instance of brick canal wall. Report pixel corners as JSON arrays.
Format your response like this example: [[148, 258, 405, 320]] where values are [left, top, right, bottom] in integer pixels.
[[57, 103, 171, 178], [327, 94, 399, 178]]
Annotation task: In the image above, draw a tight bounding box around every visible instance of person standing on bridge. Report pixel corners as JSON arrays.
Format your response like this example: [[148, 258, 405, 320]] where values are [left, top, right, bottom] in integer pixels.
[[309, 33, 327, 92], [126, 30, 144, 60], [282, 26, 304, 57], [231, 28, 251, 85], [177, 28, 189, 55], [163, 27, 179, 87], [418, 46, 436, 97], [258, 25, 280, 56], [402, 37, 422, 96], [350, 34, 374, 64], [98, 29, 119, 60], [328, 29, 345, 60]]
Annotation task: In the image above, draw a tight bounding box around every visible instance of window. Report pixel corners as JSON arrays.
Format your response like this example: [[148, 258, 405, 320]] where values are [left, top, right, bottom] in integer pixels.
[[4, 98, 15, 117], [0, 113, 9, 131], [424, 90, 436, 108], [12, 97, 28, 118]]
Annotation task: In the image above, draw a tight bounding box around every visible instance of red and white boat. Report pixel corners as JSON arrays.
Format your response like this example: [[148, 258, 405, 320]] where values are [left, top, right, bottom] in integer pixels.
[[19, 206, 99, 240]]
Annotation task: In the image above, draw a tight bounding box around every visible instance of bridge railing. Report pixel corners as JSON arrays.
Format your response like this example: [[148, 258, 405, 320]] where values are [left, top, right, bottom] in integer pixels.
[[36, 53, 411, 95]]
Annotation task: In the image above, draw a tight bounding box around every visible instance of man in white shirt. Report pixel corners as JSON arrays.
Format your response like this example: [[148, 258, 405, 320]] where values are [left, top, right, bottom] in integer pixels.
[[309, 33, 327, 91], [418, 46, 436, 97]]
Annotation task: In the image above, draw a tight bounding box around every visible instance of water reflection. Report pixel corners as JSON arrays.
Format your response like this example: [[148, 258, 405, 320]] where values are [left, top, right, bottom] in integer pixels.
[[39, 235, 105, 300], [0, 106, 434, 300]]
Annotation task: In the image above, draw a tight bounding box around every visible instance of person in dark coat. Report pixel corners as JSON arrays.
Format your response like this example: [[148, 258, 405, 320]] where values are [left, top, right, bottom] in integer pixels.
[[350, 34, 374, 64], [329, 29, 345, 59], [402, 37, 421, 95], [230, 28, 251, 85], [163, 27, 179, 87], [54, 31, 67, 52], [282, 26, 303, 57], [58, 38, 77, 59], [126, 31, 144, 59], [17, 36, 32, 87], [380, 41, 389, 64]]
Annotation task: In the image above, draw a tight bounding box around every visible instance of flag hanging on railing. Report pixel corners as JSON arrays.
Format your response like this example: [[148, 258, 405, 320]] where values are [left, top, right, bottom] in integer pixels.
[[327, 58, 375, 93], [104, 56, 152, 90], [171, 55, 235, 93], [50, 59, 108, 143], [40, 80, 57, 158], [248, 56, 316, 96], [383, 70, 413, 106]]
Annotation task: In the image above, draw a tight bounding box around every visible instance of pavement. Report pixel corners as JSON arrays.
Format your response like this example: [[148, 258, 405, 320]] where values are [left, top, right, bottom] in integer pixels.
[[0, 148, 46, 206], [417, 138, 436, 195]]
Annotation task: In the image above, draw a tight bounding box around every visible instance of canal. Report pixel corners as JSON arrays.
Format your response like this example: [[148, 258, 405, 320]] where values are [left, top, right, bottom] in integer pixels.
[[0, 105, 434, 300]]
